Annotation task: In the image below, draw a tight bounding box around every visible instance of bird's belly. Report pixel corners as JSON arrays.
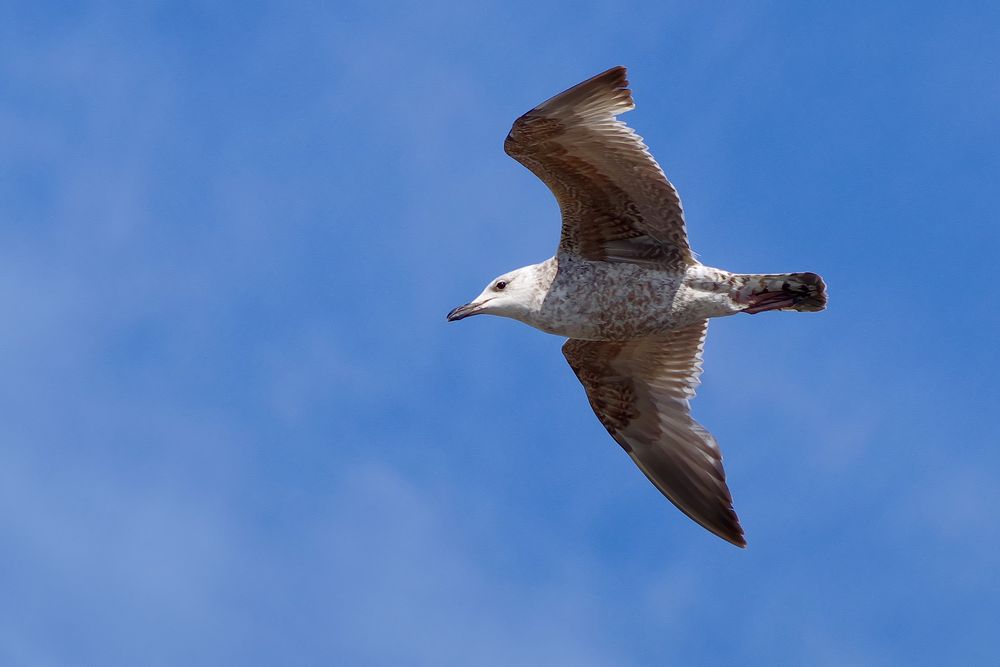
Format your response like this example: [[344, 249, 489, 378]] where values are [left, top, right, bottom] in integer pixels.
[[530, 266, 713, 341]]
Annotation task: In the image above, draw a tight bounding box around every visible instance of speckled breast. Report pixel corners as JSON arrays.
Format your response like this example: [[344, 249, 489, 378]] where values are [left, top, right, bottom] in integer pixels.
[[529, 260, 703, 340]]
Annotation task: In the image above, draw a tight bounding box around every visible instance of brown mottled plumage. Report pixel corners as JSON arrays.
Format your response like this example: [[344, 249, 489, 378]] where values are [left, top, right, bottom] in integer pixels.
[[448, 66, 827, 547], [563, 322, 742, 546], [505, 67, 692, 270]]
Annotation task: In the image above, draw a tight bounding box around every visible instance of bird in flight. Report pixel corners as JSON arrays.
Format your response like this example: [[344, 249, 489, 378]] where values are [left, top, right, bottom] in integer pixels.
[[447, 67, 826, 547]]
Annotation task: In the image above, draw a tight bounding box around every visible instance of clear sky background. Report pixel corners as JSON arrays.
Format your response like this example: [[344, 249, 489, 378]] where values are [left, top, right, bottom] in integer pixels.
[[2, 1, 999, 665]]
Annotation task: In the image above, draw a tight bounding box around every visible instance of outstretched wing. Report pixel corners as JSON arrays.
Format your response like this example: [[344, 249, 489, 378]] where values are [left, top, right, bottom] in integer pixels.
[[562, 322, 745, 547], [505, 66, 694, 270]]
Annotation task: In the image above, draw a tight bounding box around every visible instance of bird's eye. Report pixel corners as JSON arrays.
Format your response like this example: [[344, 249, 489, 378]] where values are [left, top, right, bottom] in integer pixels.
[[495, 280, 508, 291]]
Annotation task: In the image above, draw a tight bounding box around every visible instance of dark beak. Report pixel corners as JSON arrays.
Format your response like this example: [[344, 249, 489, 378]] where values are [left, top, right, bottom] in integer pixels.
[[446, 302, 479, 322]]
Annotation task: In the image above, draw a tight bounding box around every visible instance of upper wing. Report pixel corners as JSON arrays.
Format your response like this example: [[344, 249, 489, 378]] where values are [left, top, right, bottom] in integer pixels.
[[505, 66, 694, 270], [562, 322, 745, 547]]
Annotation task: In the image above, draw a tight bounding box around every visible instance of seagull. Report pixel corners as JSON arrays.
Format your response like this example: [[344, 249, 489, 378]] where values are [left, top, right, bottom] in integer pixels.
[[447, 66, 826, 547]]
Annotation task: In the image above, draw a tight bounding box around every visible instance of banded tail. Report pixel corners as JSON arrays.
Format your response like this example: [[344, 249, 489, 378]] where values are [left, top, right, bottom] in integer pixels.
[[738, 272, 827, 314]]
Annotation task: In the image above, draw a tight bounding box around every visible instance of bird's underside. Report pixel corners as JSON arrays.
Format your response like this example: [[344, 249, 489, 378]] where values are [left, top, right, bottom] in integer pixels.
[[450, 65, 827, 547]]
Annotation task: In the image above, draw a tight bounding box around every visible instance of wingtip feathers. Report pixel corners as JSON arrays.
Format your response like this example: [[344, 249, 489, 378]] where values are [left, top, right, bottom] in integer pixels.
[[531, 65, 635, 118]]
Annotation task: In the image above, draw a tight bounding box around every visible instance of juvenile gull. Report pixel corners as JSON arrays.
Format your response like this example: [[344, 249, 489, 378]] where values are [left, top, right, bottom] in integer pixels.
[[447, 66, 826, 547]]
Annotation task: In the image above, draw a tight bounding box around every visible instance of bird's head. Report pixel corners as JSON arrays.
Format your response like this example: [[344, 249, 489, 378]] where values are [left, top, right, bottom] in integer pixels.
[[447, 266, 540, 323]]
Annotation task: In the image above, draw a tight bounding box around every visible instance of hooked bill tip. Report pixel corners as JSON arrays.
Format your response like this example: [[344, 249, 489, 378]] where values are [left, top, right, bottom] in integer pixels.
[[447, 303, 470, 321]]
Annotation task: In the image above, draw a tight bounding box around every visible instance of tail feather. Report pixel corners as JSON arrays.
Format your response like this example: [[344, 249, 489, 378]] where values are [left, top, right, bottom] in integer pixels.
[[739, 272, 827, 314]]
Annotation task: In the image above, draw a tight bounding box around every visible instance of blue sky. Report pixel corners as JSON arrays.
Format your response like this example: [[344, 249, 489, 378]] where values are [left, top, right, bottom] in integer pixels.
[[2, 1, 999, 664]]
